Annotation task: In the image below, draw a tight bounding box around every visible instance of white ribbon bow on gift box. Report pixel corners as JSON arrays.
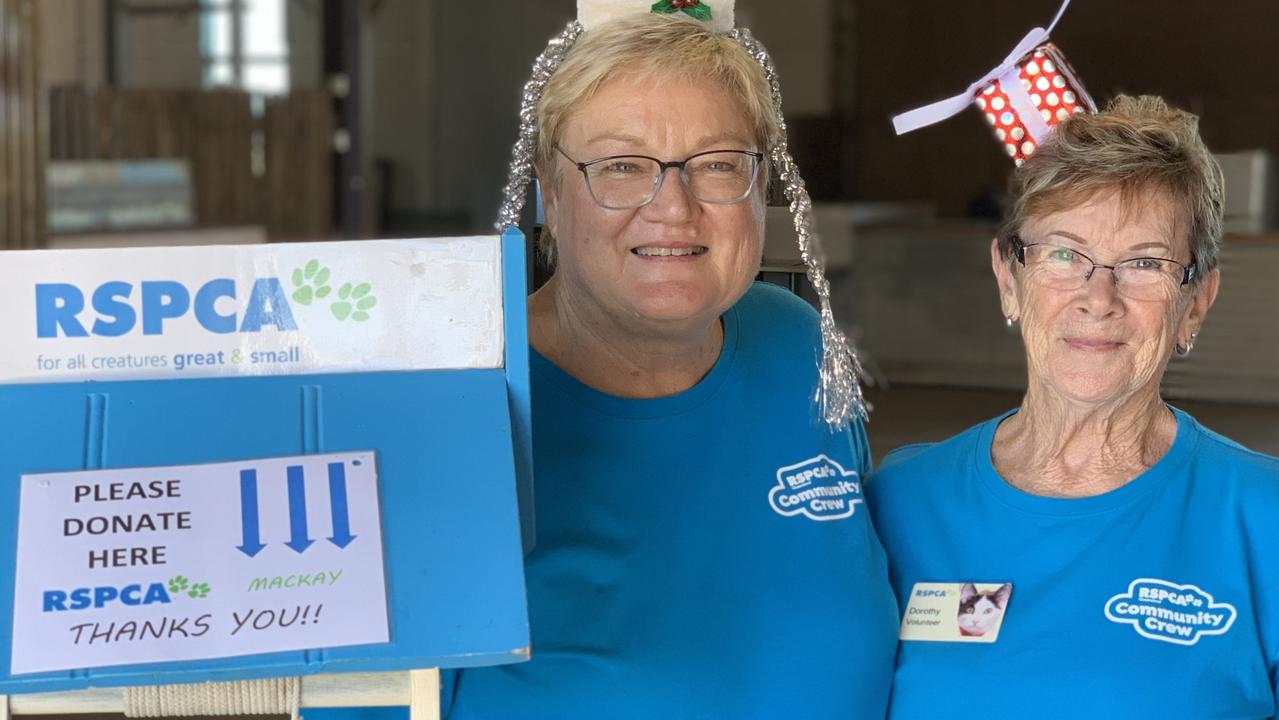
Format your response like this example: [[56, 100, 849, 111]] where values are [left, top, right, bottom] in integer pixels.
[[892, 0, 1073, 138]]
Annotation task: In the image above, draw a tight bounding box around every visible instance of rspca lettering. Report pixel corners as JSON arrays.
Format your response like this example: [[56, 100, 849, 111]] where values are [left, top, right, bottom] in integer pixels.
[[35, 278, 297, 338], [43, 583, 171, 611], [1104, 578, 1237, 646], [768, 454, 864, 521]]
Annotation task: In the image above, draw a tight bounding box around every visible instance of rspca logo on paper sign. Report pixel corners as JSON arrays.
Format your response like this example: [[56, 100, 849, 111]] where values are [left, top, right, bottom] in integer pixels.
[[768, 455, 863, 521], [1104, 578, 1237, 646]]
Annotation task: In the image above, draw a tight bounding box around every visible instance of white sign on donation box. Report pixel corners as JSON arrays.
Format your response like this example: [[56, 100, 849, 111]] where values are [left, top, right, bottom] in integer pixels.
[[10, 452, 389, 675], [0, 237, 505, 384]]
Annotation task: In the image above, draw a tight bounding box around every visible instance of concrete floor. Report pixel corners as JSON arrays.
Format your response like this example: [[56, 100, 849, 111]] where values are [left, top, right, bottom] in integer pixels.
[[863, 384, 1279, 463]]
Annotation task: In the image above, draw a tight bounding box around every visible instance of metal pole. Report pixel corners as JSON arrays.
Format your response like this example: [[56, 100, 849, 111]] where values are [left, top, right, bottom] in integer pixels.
[[324, 0, 363, 238]]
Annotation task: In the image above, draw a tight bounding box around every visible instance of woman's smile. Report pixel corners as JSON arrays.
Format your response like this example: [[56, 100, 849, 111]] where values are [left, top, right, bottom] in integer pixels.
[[1062, 335, 1126, 352], [630, 243, 709, 259]]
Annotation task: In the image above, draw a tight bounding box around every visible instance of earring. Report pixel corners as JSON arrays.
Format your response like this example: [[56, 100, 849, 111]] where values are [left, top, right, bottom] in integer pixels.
[[1005, 316, 1017, 328], [1174, 332, 1198, 357]]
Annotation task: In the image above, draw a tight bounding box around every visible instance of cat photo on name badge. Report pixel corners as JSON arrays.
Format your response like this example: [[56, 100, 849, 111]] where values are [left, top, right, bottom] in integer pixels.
[[957, 583, 1012, 638]]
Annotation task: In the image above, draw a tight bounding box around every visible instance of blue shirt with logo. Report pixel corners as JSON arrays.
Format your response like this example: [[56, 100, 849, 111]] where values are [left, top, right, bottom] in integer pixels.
[[867, 407, 1279, 718], [443, 282, 899, 719]]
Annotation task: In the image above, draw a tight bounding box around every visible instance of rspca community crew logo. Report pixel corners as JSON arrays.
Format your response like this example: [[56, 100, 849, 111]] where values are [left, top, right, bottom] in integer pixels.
[[1104, 578, 1237, 646], [768, 455, 863, 521]]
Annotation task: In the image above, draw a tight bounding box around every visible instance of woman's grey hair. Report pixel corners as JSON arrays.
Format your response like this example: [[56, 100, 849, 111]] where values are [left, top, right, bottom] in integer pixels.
[[997, 95, 1225, 277]]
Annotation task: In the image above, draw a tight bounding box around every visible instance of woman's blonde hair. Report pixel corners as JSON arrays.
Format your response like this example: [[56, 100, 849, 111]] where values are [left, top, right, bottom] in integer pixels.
[[998, 95, 1224, 276], [533, 13, 779, 262]]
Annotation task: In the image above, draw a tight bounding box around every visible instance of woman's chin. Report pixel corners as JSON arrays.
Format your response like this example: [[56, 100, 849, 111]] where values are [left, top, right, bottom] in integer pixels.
[[629, 298, 720, 327], [1044, 370, 1141, 406], [624, 283, 730, 326]]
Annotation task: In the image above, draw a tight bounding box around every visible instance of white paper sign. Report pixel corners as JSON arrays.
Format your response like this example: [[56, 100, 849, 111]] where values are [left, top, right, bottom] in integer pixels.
[[0, 237, 504, 384], [10, 452, 389, 675]]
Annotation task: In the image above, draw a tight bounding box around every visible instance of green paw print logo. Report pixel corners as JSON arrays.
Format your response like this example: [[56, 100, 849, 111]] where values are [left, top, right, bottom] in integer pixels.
[[288, 260, 376, 322], [168, 575, 211, 599], [331, 282, 377, 322], [291, 260, 332, 306]]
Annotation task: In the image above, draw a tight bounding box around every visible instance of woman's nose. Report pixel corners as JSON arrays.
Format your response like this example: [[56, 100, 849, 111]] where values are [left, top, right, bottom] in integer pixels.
[[1075, 265, 1124, 314], [640, 168, 697, 221]]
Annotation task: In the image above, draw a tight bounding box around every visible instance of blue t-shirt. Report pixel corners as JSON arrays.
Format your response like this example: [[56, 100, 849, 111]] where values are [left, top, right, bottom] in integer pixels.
[[867, 406, 1279, 718], [444, 282, 898, 719]]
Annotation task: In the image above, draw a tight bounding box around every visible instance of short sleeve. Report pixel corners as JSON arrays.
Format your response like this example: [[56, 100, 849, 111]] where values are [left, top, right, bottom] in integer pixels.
[[850, 418, 872, 475]]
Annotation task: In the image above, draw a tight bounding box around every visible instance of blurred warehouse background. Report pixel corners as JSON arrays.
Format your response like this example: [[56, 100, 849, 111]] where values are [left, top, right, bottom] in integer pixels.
[[1, 0, 1276, 455]]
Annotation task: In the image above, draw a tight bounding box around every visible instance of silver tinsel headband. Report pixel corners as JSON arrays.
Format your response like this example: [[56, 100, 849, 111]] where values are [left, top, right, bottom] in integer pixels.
[[494, 16, 867, 429]]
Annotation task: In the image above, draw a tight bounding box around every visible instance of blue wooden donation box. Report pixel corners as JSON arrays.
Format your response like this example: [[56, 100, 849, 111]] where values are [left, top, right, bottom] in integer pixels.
[[0, 231, 533, 708]]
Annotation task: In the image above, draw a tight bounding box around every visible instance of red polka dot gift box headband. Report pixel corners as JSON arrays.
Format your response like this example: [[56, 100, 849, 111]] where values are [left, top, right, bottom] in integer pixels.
[[892, 0, 1096, 165], [496, 0, 868, 429]]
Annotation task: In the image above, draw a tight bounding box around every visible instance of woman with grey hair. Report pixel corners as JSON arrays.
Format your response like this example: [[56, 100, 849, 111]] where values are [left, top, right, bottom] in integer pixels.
[[443, 6, 897, 719], [869, 95, 1279, 717]]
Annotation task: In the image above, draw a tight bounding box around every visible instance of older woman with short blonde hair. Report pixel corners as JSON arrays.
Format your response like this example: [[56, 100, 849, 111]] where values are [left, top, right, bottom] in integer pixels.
[[870, 95, 1279, 717], [445, 11, 897, 719]]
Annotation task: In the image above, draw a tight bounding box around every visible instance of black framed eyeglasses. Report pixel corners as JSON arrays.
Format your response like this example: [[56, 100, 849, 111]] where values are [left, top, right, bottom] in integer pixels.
[[1010, 234, 1197, 301], [556, 146, 764, 210]]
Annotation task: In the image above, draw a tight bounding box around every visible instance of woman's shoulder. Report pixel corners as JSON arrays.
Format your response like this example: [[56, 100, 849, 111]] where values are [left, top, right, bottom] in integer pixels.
[[1180, 409, 1279, 490], [869, 415, 1003, 491], [723, 283, 824, 377], [733, 281, 820, 338]]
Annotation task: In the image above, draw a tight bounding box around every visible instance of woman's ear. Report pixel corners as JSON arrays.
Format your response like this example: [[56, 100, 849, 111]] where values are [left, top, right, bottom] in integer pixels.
[[534, 165, 558, 236], [1177, 266, 1220, 341], [990, 238, 1021, 322]]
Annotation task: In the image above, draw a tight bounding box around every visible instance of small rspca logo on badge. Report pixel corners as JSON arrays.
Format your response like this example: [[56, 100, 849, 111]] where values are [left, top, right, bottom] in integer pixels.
[[768, 454, 863, 521], [1104, 578, 1237, 646]]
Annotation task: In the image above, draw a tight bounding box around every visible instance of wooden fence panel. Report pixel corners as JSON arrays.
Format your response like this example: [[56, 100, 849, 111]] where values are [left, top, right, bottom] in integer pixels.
[[190, 89, 257, 227], [47, 85, 332, 240], [265, 90, 333, 240], [0, 0, 44, 249]]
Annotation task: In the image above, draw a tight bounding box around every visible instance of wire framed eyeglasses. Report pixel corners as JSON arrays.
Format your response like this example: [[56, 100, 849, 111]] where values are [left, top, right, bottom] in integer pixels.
[[1011, 235, 1197, 301], [557, 146, 764, 210]]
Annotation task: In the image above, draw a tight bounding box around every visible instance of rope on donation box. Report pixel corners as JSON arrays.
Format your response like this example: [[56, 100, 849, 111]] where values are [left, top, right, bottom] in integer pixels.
[[123, 677, 300, 719]]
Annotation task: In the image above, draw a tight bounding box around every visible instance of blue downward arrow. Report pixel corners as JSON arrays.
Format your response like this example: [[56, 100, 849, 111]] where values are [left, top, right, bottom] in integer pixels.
[[237, 469, 266, 557], [327, 462, 357, 549], [285, 465, 314, 553]]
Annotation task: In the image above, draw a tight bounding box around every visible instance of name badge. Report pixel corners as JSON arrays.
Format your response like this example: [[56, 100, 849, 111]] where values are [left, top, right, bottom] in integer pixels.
[[900, 582, 1013, 643]]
